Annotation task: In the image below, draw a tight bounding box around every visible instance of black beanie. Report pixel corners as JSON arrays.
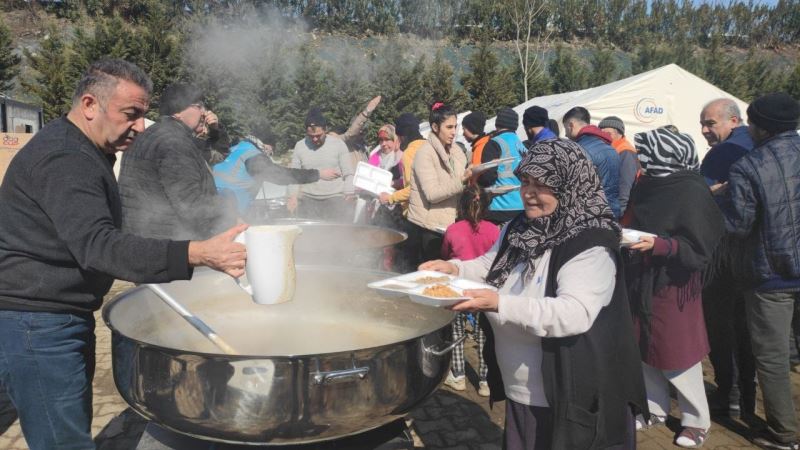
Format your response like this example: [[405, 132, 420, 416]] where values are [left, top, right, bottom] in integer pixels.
[[462, 111, 486, 135], [159, 83, 204, 116], [395, 112, 420, 137], [747, 93, 800, 134], [495, 107, 519, 130], [522, 106, 549, 129], [305, 108, 327, 128]]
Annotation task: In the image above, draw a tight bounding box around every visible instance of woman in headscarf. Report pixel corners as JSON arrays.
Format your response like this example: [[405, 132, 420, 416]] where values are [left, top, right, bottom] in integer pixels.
[[421, 139, 647, 449], [624, 127, 724, 448], [368, 124, 404, 189]]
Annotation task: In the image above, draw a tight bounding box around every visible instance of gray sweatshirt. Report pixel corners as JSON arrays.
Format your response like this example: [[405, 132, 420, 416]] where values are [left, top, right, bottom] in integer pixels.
[[289, 135, 354, 199]]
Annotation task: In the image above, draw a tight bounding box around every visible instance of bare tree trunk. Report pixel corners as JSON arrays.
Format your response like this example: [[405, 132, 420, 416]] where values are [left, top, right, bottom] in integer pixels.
[[500, 0, 551, 101]]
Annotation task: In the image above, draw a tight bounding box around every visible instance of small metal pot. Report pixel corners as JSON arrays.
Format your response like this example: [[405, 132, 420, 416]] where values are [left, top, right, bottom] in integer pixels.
[[104, 266, 458, 445]]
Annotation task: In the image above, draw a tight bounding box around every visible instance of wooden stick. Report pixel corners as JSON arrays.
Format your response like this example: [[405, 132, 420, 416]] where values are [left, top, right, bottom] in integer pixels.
[[146, 284, 238, 355]]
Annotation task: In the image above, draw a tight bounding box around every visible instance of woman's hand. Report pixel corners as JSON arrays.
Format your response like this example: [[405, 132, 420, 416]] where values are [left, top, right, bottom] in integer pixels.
[[629, 235, 655, 253], [418, 260, 458, 275], [450, 289, 499, 313]]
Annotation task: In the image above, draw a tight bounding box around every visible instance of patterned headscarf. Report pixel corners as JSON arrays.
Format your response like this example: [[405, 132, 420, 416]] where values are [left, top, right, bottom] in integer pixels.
[[634, 127, 699, 177], [485, 139, 620, 288]]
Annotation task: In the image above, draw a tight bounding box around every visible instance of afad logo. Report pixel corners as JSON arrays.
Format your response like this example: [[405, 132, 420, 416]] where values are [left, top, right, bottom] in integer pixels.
[[634, 98, 665, 123]]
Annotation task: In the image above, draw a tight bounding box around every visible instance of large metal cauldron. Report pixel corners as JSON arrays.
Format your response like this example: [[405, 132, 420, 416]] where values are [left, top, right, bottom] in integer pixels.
[[104, 266, 456, 445], [260, 219, 406, 268]]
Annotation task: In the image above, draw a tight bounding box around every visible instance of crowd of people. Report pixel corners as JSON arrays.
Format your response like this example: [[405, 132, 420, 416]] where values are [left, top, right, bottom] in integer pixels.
[[0, 56, 799, 450]]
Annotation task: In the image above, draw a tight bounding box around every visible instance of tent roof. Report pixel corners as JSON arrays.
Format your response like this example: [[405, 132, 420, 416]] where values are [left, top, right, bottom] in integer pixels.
[[466, 64, 749, 160]]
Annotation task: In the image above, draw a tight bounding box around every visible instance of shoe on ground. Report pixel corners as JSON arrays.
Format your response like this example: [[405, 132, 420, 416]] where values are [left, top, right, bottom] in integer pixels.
[[478, 381, 490, 397], [635, 413, 666, 431], [675, 426, 708, 448], [752, 431, 800, 450], [443, 373, 466, 391]]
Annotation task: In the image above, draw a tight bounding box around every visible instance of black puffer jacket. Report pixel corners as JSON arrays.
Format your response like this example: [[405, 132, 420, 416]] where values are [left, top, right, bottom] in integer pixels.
[[724, 131, 800, 288], [119, 116, 235, 240]]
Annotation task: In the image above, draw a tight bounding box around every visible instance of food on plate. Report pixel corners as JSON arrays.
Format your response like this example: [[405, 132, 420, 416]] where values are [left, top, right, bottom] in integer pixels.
[[415, 275, 451, 284], [422, 284, 461, 298]]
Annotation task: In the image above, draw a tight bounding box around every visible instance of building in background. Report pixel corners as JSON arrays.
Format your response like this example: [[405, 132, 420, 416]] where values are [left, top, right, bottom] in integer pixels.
[[1, 96, 43, 134]]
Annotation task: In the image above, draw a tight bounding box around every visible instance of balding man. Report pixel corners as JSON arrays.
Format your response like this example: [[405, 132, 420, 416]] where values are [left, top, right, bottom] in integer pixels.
[[700, 98, 753, 187], [0, 59, 246, 449], [698, 98, 756, 422]]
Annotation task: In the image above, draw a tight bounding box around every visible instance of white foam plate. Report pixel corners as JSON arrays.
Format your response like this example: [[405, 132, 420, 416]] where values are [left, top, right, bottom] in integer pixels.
[[353, 162, 394, 196], [621, 228, 657, 247], [484, 185, 520, 195], [471, 157, 516, 174], [393, 270, 456, 285], [366, 279, 417, 297]]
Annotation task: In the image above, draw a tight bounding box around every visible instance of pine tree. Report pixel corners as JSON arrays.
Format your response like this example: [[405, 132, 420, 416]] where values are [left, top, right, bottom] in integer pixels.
[[786, 62, 800, 102], [461, 39, 518, 115], [421, 50, 469, 111], [22, 28, 72, 122], [135, 2, 184, 111], [548, 45, 588, 93], [284, 43, 335, 149], [369, 42, 427, 126], [0, 19, 21, 94], [588, 46, 618, 87]]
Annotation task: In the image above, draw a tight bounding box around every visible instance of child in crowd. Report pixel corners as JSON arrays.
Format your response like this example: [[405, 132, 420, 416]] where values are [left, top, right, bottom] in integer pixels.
[[441, 184, 500, 396]]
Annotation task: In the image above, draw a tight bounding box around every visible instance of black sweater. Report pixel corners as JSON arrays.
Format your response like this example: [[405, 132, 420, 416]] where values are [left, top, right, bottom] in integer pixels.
[[0, 118, 191, 314]]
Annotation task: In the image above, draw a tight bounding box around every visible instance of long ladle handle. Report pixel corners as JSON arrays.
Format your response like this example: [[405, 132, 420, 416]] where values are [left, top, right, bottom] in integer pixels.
[[146, 284, 238, 355]]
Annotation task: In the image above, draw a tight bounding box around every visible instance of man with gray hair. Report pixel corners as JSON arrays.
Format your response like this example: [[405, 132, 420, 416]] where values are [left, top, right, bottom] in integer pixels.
[[698, 97, 756, 422], [0, 59, 247, 449]]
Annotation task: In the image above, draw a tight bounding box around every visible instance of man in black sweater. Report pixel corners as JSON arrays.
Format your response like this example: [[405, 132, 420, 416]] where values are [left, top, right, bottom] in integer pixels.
[[0, 59, 246, 450]]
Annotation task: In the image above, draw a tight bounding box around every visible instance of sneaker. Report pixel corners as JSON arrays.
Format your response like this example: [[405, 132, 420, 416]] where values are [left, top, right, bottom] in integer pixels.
[[675, 427, 708, 448], [635, 413, 666, 431], [478, 381, 490, 397], [443, 373, 466, 391], [752, 431, 800, 450]]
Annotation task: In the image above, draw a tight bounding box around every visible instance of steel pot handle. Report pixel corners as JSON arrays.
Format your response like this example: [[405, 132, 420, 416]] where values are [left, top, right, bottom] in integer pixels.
[[424, 334, 468, 356], [313, 366, 370, 385]]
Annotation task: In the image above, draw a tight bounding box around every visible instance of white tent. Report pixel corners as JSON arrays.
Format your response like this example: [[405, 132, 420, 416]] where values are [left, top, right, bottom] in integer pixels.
[[473, 64, 749, 160]]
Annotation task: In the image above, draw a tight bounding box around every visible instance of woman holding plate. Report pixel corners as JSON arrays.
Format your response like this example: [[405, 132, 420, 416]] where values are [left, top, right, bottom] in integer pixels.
[[420, 139, 647, 449]]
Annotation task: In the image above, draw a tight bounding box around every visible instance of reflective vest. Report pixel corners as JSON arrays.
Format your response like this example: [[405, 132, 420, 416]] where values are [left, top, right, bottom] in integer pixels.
[[489, 132, 524, 212], [213, 141, 262, 213]]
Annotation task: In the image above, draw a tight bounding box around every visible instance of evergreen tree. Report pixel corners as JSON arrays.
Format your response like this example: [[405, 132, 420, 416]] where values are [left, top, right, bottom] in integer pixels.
[[0, 19, 21, 94], [22, 28, 72, 122], [734, 49, 785, 102], [284, 43, 335, 149], [135, 2, 184, 112], [548, 45, 588, 93], [461, 39, 517, 115], [786, 62, 800, 102], [588, 46, 618, 86], [702, 35, 737, 93], [369, 42, 427, 125], [421, 50, 469, 111]]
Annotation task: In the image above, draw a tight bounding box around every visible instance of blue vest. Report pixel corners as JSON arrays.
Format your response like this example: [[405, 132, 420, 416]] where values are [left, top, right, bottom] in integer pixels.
[[213, 141, 262, 213], [489, 132, 524, 212]]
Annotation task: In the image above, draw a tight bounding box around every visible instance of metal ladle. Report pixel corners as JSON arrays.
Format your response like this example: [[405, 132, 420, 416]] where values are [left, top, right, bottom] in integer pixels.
[[146, 284, 238, 355]]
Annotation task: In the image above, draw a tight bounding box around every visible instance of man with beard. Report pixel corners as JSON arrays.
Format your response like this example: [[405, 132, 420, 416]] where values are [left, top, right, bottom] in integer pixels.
[[0, 59, 246, 450], [287, 108, 354, 221]]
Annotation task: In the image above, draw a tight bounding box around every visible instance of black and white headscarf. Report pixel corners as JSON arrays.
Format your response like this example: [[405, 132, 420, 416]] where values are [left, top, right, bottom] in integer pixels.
[[634, 128, 699, 177], [485, 139, 620, 288]]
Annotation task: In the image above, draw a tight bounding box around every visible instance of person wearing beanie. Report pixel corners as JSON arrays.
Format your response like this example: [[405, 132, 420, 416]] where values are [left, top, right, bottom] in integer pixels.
[[522, 105, 557, 145], [599, 115, 639, 216], [119, 83, 237, 240], [562, 106, 622, 218], [462, 111, 491, 167], [720, 92, 800, 450], [287, 107, 355, 221], [475, 106, 525, 225]]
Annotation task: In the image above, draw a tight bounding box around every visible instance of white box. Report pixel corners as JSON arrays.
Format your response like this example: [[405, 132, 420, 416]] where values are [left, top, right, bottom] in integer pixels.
[[353, 162, 395, 196]]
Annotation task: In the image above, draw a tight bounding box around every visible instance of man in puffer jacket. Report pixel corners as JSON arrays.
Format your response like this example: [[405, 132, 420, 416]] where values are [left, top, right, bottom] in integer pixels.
[[721, 92, 800, 450], [563, 107, 621, 218]]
